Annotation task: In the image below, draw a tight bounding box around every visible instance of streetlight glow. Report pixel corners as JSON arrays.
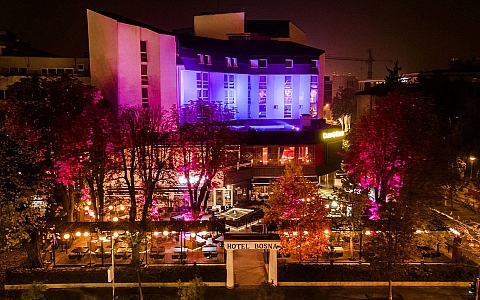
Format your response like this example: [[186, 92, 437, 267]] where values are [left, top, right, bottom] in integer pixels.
[[470, 156, 476, 179]]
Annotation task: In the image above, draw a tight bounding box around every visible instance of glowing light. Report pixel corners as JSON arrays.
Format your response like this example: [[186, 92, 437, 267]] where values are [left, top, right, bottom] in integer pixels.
[[303, 231, 308, 235], [63, 233, 70, 239], [153, 232, 159, 237], [89, 211, 95, 217], [163, 231, 169, 236], [84, 205, 89, 211], [83, 232, 90, 237], [120, 205, 125, 211], [449, 228, 460, 236], [331, 201, 338, 208], [292, 231, 298, 236], [108, 205, 114, 210], [190, 232, 196, 238], [322, 130, 345, 140], [75, 231, 81, 237], [87, 201, 92, 206], [365, 230, 371, 235], [324, 229, 329, 235], [112, 216, 119, 222], [113, 232, 119, 238]]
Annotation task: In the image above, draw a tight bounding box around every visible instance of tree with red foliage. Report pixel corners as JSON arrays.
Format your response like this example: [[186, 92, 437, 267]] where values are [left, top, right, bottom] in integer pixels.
[[175, 100, 241, 216], [264, 163, 330, 261], [344, 86, 456, 272], [54, 99, 118, 221], [7, 76, 101, 222]]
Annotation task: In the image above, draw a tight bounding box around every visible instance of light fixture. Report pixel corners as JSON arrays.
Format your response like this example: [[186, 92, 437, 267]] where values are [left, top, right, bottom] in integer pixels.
[[112, 216, 118, 222], [63, 233, 70, 239], [75, 231, 81, 237]]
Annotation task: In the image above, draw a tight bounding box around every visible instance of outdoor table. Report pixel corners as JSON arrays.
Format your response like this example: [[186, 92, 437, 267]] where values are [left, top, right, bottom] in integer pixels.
[[149, 246, 165, 259], [115, 246, 132, 259], [172, 247, 188, 259], [70, 246, 89, 260], [202, 246, 218, 259]]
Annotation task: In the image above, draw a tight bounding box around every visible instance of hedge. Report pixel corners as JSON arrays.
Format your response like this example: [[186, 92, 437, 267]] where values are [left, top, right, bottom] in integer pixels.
[[6, 265, 226, 285], [278, 263, 478, 282]]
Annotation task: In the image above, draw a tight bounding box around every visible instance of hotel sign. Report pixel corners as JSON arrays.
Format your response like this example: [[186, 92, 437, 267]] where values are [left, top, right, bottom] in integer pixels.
[[322, 130, 345, 140], [224, 241, 281, 250]]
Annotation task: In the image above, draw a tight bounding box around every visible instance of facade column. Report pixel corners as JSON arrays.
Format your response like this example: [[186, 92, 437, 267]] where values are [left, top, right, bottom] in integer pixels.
[[268, 249, 278, 286], [226, 249, 234, 289]]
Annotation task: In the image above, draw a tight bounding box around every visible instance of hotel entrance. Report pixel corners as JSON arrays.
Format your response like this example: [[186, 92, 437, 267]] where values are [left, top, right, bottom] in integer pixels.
[[224, 233, 281, 288]]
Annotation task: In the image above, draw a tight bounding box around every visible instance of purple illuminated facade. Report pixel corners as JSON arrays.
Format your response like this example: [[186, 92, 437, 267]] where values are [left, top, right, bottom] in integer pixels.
[[87, 10, 325, 127], [87, 10, 340, 207]]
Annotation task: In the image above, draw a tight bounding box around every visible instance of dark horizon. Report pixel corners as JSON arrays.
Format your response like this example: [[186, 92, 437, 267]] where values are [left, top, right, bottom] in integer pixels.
[[2, 0, 480, 79]]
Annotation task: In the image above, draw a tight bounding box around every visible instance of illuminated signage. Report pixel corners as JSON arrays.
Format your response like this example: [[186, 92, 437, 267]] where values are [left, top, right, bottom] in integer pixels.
[[224, 242, 281, 250], [322, 130, 345, 140]]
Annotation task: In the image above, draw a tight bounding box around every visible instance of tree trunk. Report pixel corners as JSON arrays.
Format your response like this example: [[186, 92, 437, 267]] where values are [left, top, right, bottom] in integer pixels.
[[23, 230, 44, 268], [130, 242, 141, 267]]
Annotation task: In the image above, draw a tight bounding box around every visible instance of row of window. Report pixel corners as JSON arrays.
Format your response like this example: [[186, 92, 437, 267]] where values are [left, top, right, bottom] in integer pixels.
[[197, 55, 319, 69], [194, 73, 318, 119], [0, 66, 85, 76], [141, 41, 148, 107], [252, 146, 315, 166]]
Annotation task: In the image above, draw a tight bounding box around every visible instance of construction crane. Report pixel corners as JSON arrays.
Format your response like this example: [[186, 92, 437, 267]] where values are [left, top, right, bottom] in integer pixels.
[[326, 49, 393, 79]]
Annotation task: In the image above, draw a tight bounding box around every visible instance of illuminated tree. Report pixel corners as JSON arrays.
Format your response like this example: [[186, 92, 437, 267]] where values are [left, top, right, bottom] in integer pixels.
[[7, 76, 101, 221], [264, 163, 330, 261], [54, 99, 118, 221], [345, 86, 456, 270], [117, 106, 177, 223], [175, 100, 240, 216]]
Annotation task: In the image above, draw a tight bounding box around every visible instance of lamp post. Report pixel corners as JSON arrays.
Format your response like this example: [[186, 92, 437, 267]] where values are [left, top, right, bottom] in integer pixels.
[[470, 157, 476, 179]]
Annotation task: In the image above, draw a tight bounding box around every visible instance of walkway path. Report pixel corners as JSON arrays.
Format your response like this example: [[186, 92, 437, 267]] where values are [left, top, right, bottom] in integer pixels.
[[233, 249, 267, 286]]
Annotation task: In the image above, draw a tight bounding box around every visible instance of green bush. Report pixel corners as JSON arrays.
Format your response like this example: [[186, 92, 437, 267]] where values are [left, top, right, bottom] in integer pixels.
[[278, 263, 478, 282], [6, 266, 226, 285], [20, 281, 46, 300]]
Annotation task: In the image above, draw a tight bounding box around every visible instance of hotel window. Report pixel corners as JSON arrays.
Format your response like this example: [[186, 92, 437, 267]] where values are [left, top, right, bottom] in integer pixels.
[[48, 69, 57, 75], [297, 146, 314, 165], [141, 65, 148, 85], [197, 54, 204, 65], [224, 74, 235, 109], [285, 59, 293, 68], [310, 75, 318, 117], [205, 55, 212, 65], [196, 72, 209, 101], [311, 59, 319, 69], [77, 64, 85, 72], [250, 59, 258, 68], [284, 76, 293, 118], [247, 75, 252, 118], [142, 87, 148, 108], [225, 57, 232, 67], [232, 58, 238, 67], [140, 41, 148, 62], [259, 59, 267, 68], [280, 146, 295, 165], [259, 75, 267, 118]]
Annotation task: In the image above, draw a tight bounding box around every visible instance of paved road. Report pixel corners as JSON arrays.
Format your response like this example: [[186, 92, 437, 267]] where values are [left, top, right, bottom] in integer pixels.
[[3, 286, 473, 300]]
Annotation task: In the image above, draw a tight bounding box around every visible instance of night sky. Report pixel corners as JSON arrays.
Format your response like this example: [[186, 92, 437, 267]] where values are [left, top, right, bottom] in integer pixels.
[[2, 0, 480, 79]]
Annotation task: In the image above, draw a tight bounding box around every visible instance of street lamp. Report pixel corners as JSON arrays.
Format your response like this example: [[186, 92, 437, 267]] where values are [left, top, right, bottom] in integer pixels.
[[470, 157, 476, 179]]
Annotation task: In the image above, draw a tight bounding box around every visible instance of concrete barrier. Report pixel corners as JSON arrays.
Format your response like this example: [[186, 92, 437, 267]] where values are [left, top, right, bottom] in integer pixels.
[[4, 282, 226, 290], [278, 281, 469, 287]]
